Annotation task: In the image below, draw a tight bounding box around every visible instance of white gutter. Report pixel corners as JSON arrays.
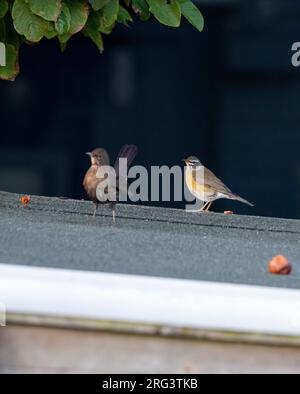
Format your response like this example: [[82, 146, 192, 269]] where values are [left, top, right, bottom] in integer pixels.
[[0, 263, 300, 345]]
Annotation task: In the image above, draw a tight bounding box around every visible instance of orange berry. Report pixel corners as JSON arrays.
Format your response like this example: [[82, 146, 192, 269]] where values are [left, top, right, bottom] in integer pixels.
[[268, 255, 292, 275], [20, 195, 31, 206]]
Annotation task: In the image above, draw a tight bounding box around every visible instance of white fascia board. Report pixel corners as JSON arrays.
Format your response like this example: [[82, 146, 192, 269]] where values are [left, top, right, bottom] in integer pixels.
[[0, 263, 300, 340]]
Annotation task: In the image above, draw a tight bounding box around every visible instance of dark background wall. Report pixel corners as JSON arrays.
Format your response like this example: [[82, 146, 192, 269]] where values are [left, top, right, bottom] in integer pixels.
[[1, 0, 300, 219]]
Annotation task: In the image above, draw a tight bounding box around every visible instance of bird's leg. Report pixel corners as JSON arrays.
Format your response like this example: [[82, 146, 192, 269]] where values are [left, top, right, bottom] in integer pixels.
[[93, 203, 98, 219], [199, 202, 209, 212], [111, 203, 116, 225], [204, 201, 213, 212]]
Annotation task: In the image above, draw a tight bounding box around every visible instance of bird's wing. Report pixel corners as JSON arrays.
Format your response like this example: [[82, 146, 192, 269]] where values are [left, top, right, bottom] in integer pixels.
[[202, 167, 233, 194], [100, 149, 111, 166]]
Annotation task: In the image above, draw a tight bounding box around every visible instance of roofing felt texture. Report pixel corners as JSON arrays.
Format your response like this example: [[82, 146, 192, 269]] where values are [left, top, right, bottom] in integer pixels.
[[0, 191, 300, 289]]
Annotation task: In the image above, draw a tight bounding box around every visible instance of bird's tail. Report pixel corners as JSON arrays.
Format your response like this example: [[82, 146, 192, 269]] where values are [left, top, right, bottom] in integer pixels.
[[230, 193, 254, 207], [115, 144, 138, 171]]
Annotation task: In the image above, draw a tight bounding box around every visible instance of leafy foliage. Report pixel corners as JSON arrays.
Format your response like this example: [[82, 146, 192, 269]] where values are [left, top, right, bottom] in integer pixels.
[[0, 0, 204, 81]]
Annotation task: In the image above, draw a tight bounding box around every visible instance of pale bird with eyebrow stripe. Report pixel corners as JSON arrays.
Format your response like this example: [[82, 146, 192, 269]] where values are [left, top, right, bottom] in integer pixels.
[[183, 156, 253, 212]]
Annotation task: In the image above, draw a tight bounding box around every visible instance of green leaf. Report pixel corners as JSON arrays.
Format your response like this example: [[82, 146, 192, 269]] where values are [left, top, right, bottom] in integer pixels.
[[132, 0, 149, 20], [1, 0, 204, 82], [0, 43, 19, 81], [0, 18, 5, 41], [45, 21, 58, 39], [59, 39, 67, 52], [25, 0, 62, 22], [57, 33, 70, 44], [0, 13, 21, 47], [0, 0, 8, 18], [132, 0, 151, 21], [12, 0, 48, 42], [64, 0, 90, 34], [117, 5, 133, 26], [55, 2, 71, 35], [99, 19, 115, 35], [89, 0, 109, 11], [102, 0, 119, 27], [57, 0, 90, 45], [84, 10, 104, 52], [147, 0, 181, 28], [97, 0, 118, 33], [177, 0, 203, 32], [132, 0, 147, 14]]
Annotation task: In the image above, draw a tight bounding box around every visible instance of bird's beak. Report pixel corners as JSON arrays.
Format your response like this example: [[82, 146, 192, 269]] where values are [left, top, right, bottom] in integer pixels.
[[86, 152, 92, 157]]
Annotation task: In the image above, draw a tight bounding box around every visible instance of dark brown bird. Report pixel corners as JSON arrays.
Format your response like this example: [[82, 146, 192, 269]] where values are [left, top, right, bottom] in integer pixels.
[[83, 145, 138, 222]]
